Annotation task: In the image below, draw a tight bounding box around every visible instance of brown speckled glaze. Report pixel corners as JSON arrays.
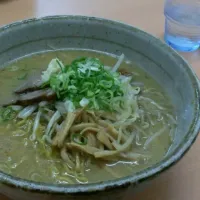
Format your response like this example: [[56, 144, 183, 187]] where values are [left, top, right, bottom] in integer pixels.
[[0, 16, 200, 200]]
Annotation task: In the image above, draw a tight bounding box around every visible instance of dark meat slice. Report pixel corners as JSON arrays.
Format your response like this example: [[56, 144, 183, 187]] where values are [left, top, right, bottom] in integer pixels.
[[2, 89, 56, 106], [14, 74, 43, 94], [18, 89, 56, 105], [118, 69, 132, 76]]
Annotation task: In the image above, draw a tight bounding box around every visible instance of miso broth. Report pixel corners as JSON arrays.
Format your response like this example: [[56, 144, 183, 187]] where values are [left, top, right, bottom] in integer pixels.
[[0, 50, 176, 184]]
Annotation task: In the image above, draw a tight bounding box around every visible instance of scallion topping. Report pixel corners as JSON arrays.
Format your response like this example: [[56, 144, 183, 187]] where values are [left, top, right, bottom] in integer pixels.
[[72, 133, 88, 145], [42, 57, 125, 111], [0, 107, 16, 122]]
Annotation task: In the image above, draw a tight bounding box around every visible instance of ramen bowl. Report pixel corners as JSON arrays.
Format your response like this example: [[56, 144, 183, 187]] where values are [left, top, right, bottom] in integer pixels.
[[0, 16, 200, 200]]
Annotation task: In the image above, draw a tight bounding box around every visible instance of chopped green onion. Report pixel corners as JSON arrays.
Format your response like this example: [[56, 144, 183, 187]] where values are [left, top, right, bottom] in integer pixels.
[[17, 72, 28, 80], [9, 65, 19, 72], [80, 98, 89, 107], [133, 87, 141, 94], [72, 133, 88, 145], [56, 59, 64, 73], [41, 56, 138, 111], [0, 107, 16, 122]]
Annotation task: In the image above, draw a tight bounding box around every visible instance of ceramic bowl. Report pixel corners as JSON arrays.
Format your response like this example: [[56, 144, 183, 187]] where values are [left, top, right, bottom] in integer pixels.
[[0, 16, 200, 200]]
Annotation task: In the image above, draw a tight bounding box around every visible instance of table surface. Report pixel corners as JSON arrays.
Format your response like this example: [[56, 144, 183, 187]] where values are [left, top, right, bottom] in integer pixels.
[[0, 0, 200, 200]]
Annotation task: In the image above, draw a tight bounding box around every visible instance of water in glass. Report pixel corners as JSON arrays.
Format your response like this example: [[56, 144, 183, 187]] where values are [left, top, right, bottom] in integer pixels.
[[164, 0, 200, 52]]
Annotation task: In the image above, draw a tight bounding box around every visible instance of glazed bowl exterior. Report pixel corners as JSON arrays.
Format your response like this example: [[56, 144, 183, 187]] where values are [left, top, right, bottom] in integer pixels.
[[0, 16, 199, 200]]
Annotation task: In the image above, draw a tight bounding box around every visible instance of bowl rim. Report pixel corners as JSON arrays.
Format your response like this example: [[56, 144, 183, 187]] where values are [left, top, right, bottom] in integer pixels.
[[0, 15, 200, 195]]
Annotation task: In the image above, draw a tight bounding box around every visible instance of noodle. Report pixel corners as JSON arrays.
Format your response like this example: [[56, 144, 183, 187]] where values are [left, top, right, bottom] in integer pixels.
[[144, 127, 167, 149], [97, 131, 113, 150], [0, 51, 177, 184], [66, 143, 100, 155], [70, 123, 98, 132], [60, 147, 75, 168], [53, 112, 77, 147]]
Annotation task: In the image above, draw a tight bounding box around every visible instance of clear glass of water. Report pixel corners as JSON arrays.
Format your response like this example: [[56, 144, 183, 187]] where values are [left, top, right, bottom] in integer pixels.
[[164, 0, 200, 52]]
